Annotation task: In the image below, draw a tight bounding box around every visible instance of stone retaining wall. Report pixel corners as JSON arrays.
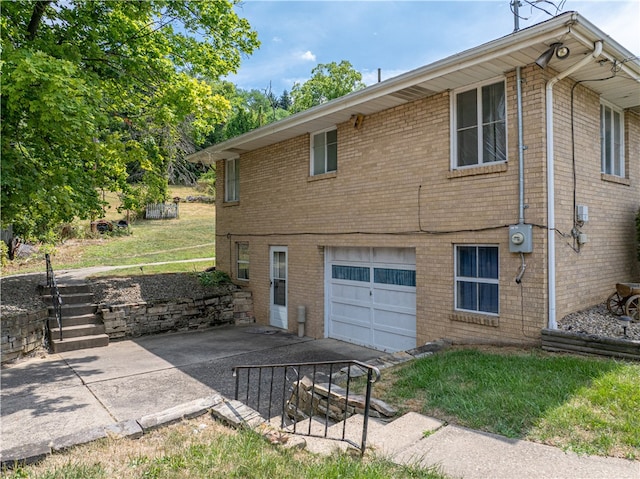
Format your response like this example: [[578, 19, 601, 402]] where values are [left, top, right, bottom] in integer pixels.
[[100, 289, 254, 339], [1, 309, 49, 363]]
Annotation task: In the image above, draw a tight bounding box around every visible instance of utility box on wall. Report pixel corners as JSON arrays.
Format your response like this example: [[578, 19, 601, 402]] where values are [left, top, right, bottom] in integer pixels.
[[509, 224, 533, 253]]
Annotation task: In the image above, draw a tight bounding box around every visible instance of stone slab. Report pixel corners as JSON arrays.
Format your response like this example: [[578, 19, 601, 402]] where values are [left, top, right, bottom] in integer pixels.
[[137, 394, 224, 431]]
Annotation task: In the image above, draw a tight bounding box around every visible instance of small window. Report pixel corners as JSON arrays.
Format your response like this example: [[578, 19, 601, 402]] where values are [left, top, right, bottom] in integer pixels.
[[237, 243, 249, 280], [453, 80, 506, 168], [600, 102, 625, 177], [455, 245, 499, 314], [225, 158, 239, 202], [332, 265, 370, 282], [311, 128, 337, 175]]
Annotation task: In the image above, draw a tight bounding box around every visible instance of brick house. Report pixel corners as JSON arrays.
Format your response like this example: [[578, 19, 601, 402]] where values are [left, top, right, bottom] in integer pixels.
[[190, 12, 640, 351]]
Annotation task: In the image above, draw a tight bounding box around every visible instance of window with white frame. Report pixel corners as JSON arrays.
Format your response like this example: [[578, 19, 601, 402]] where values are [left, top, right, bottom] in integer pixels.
[[600, 101, 625, 177], [455, 245, 499, 314], [237, 242, 249, 280], [225, 158, 239, 202], [311, 128, 337, 175], [453, 80, 506, 168]]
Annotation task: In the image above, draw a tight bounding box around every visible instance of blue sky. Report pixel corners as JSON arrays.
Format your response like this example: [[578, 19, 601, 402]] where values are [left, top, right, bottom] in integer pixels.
[[226, 0, 640, 95]]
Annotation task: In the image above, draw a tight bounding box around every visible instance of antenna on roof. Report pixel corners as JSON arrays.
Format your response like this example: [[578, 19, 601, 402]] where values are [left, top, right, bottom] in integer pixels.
[[511, 0, 521, 32]]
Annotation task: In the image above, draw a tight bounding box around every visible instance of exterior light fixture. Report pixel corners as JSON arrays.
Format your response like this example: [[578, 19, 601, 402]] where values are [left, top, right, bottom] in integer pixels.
[[618, 315, 632, 338], [535, 43, 570, 69]]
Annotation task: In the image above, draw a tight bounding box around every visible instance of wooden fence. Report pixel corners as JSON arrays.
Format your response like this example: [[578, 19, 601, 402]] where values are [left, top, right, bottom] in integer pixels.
[[145, 203, 179, 219]]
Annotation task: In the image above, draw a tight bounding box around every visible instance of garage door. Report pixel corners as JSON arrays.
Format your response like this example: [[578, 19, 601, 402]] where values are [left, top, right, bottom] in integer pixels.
[[326, 247, 416, 352]]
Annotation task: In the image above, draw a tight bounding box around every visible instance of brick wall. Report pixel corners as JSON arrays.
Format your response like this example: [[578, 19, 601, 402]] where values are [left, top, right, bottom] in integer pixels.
[[215, 64, 639, 347]]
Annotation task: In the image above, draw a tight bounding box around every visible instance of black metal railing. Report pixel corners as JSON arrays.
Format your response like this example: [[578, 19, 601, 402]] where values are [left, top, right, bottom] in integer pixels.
[[233, 360, 380, 455], [45, 253, 63, 341]]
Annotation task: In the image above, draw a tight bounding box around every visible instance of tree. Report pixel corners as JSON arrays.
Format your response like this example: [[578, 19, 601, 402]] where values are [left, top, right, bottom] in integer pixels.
[[290, 61, 366, 113], [1, 1, 258, 240], [202, 84, 290, 146]]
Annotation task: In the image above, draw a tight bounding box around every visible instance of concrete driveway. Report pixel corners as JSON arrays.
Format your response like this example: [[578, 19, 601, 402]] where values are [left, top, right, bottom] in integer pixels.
[[1, 325, 380, 457]]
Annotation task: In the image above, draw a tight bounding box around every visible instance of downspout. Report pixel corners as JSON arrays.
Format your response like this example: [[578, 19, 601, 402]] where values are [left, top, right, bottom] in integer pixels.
[[546, 41, 602, 329], [516, 66, 525, 224]]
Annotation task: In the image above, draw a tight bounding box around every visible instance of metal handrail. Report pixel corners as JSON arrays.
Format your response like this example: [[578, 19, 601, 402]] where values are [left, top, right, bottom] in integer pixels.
[[45, 253, 63, 341], [233, 359, 380, 455]]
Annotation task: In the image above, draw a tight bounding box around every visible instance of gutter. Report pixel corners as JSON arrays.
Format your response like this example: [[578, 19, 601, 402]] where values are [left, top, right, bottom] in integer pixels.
[[546, 40, 603, 329]]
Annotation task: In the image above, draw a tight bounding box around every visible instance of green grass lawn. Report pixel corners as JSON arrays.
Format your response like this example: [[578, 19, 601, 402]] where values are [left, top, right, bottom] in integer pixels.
[[2, 418, 447, 479], [2, 186, 216, 275], [374, 348, 640, 459]]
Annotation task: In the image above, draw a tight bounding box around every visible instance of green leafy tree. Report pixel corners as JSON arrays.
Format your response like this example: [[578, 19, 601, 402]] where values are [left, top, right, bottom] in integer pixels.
[[202, 84, 290, 145], [1, 0, 258, 240], [290, 60, 366, 113]]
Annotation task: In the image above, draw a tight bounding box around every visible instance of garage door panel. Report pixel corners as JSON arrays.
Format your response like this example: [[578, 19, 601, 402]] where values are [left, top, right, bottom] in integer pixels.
[[330, 247, 370, 263], [373, 248, 416, 264], [373, 288, 416, 309], [373, 310, 416, 333], [331, 282, 370, 302], [330, 319, 371, 343], [332, 302, 371, 325], [372, 329, 416, 352]]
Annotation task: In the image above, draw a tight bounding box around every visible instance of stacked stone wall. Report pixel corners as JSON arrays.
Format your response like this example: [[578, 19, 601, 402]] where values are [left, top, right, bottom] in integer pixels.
[[1, 309, 48, 363], [100, 289, 254, 339]]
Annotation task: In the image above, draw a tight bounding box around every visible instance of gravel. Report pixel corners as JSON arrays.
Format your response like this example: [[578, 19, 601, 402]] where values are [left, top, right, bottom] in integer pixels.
[[557, 303, 639, 341], [2, 274, 638, 341]]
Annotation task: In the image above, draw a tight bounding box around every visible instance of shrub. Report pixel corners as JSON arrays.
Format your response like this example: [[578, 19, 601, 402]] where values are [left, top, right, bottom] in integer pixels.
[[197, 270, 230, 287], [0, 241, 8, 267]]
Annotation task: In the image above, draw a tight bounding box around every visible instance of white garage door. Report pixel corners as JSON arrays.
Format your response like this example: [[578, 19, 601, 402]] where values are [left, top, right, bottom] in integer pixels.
[[326, 247, 416, 352]]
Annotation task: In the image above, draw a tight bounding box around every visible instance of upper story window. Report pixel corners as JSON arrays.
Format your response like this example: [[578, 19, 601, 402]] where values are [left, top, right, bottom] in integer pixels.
[[225, 157, 239, 202], [600, 101, 625, 177], [311, 128, 337, 176], [455, 245, 499, 315], [452, 80, 506, 168]]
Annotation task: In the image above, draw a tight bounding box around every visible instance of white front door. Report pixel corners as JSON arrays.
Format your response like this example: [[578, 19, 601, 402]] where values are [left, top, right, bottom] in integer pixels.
[[270, 246, 288, 329]]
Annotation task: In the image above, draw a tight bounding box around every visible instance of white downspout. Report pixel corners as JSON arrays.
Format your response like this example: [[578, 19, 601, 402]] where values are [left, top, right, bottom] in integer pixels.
[[546, 41, 602, 329]]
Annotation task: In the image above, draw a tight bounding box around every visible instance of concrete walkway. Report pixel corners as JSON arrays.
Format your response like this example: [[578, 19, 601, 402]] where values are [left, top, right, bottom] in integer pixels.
[[1, 326, 638, 477], [1, 325, 378, 462]]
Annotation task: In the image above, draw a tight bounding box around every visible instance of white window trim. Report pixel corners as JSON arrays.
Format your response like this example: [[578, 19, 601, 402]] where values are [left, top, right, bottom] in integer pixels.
[[454, 244, 500, 316], [600, 99, 625, 178], [236, 242, 249, 281], [450, 77, 507, 170], [224, 157, 239, 202], [310, 126, 337, 176]]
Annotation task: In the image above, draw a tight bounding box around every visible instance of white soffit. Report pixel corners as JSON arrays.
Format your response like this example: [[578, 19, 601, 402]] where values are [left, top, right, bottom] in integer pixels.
[[188, 11, 639, 164]]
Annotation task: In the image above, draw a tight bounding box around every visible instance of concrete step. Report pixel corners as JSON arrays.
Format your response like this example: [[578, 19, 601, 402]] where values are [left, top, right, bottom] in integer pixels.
[[51, 333, 109, 353], [49, 303, 98, 317], [42, 292, 94, 305], [50, 323, 106, 339], [48, 313, 101, 328], [326, 412, 387, 445], [39, 282, 92, 296], [368, 412, 444, 457]]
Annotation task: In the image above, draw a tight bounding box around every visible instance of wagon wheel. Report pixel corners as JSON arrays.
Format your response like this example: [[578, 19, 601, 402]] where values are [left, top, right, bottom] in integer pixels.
[[606, 292, 626, 315], [624, 295, 640, 321]]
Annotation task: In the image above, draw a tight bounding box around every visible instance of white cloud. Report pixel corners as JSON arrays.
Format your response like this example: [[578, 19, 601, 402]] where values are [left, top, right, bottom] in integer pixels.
[[300, 50, 316, 62], [272, 36, 282, 43]]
